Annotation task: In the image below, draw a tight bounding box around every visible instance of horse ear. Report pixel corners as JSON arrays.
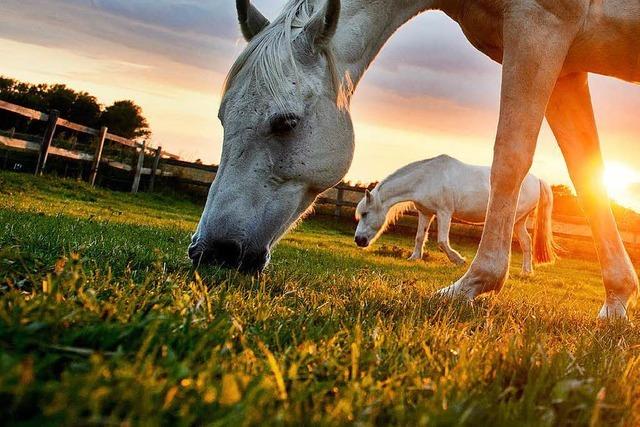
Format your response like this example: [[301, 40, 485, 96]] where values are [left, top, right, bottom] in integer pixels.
[[365, 189, 372, 204], [305, 0, 340, 49], [236, 0, 270, 41]]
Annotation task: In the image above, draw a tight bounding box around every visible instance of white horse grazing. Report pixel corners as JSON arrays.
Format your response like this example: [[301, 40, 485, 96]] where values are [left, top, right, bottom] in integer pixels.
[[353, 155, 556, 274], [192, 0, 639, 319]]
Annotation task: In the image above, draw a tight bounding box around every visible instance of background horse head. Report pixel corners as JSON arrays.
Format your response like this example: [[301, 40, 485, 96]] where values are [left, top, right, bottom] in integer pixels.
[[189, 0, 355, 273], [354, 188, 414, 248]]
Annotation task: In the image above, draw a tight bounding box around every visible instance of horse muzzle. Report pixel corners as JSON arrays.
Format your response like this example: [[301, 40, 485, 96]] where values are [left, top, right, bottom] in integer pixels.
[[188, 239, 270, 275], [354, 235, 369, 248]]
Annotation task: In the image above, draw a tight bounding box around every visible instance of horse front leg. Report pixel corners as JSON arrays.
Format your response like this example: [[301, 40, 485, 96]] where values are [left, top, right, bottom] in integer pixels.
[[436, 210, 466, 265], [438, 12, 579, 299], [546, 72, 638, 319], [409, 213, 433, 260]]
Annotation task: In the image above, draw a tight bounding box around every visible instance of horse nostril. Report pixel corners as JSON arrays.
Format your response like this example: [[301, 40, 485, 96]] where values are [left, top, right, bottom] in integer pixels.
[[189, 238, 271, 274], [209, 239, 243, 268], [191, 239, 243, 269], [355, 236, 368, 248], [188, 244, 202, 262]]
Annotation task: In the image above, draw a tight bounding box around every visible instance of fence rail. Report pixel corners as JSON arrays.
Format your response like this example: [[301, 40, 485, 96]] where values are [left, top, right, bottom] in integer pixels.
[[0, 100, 49, 121]]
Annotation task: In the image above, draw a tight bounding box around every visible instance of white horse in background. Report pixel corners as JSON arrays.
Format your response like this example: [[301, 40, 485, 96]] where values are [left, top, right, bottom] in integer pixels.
[[354, 155, 556, 274], [192, 0, 640, 319]]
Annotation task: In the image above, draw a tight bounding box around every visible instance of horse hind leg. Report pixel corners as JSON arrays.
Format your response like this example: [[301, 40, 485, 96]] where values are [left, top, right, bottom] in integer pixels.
[[515, 216, 533, 275], [546, 72, 638, 320]]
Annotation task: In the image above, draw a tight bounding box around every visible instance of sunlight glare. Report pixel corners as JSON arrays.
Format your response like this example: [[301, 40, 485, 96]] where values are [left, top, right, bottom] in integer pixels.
[[603, 162, 640, 207]]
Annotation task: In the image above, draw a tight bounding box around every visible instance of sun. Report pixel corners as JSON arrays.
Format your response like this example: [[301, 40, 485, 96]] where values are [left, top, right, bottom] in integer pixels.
[[603, 162, 640, 205]]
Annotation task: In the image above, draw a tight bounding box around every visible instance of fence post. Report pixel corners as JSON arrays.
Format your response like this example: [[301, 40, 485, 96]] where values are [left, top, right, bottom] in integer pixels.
[[131, 140, 146, 194], [35, 109, 59, 175], [334, 186, 344, 218], [89, 126, 108, 187], [149, 146, 162, 192]]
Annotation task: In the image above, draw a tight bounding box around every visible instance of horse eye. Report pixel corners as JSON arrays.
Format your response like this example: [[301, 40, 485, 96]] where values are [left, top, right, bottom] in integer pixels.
[[270, 113, 300, 134], [361, 213, 368, 218]]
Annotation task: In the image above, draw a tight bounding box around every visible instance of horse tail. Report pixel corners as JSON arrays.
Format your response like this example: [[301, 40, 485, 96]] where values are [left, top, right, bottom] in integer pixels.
[[533, 179, 559, 264]]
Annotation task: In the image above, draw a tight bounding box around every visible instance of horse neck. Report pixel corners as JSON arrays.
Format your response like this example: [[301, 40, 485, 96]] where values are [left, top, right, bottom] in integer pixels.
[[332, 0, 439, 92], [376, 173, 420, 213]]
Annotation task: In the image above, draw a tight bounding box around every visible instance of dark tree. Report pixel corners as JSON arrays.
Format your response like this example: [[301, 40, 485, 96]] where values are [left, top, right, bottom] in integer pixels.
[[100, 100, 151, 140], [44, 85, 77, 118], [13, 83, 47, 111], [0, 76, 16, 94], [69, 92, 101, 129]]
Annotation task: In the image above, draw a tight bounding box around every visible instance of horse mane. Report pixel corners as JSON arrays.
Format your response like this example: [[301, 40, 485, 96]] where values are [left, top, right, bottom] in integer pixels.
[[222, 0, 350, 111], [381, 202, 416, 233]]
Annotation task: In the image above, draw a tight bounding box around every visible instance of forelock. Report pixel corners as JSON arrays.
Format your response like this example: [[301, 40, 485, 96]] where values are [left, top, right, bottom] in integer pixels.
[[222, 0, 349, 112]]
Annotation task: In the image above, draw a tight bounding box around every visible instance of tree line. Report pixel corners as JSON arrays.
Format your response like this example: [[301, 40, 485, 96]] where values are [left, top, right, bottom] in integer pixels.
[[0, 76, 150, 141]]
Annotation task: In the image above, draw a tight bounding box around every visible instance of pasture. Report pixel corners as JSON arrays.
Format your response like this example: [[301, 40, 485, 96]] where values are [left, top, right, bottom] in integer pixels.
[[1, 170, 639, 426]]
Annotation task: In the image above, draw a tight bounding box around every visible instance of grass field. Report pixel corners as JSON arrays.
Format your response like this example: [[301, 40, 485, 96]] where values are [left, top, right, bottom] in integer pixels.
[[1, 170, 639, 426]]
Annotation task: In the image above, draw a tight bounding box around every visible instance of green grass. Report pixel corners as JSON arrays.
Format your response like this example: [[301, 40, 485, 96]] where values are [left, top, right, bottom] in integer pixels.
[[1, 170, 639, 426]]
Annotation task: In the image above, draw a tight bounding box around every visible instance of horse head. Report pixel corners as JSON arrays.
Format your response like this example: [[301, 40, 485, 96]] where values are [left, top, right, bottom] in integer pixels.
[[189, 0, 354, 274], [354, 189, 386, 248]]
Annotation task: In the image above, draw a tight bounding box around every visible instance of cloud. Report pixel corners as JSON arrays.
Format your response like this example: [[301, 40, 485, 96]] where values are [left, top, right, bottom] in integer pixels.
[[0, 0, 502, 109], [0, 0, 240, 74], [89, 0, 240, 39]]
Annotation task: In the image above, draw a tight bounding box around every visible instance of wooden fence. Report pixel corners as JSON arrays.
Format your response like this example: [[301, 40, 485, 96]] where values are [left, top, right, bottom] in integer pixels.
[[0, 99, 183, 193]]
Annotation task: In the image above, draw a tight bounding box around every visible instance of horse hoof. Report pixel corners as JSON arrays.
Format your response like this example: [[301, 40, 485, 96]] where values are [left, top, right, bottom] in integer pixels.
[[598, 301, 630, 321], [435, 283, 475, 302]]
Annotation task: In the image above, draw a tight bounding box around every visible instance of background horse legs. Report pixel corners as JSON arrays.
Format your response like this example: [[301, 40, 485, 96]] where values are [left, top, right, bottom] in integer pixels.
[[515, 216, 533, 275], [409, 213, 434, 260], [547, 72, 638, 319], [436, 210, 466, 265]]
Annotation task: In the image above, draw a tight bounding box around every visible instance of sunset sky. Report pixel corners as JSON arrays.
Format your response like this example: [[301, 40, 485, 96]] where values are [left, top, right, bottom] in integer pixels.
[[2, 0, 640, 209]]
